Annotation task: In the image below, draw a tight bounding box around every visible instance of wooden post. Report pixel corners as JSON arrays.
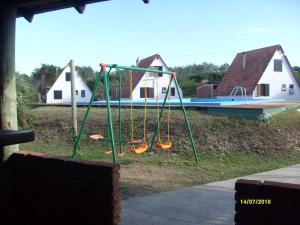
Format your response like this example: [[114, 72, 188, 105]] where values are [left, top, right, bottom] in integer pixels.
[[70, 60, 78, 137], [0, 3, 18, 162]]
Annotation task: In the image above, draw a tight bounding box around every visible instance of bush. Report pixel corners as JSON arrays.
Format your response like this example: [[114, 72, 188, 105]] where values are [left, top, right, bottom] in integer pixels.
[[177, 77, 198, 97], [16, 73, 37, 128]]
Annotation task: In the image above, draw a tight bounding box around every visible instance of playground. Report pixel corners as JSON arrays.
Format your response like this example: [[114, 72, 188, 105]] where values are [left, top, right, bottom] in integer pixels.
[[1, 1, 299, 224], [70, 64, 293, 164], [21, 104, 300, 198], [72, 64, 200, 163], [20, 63, 300, 199]]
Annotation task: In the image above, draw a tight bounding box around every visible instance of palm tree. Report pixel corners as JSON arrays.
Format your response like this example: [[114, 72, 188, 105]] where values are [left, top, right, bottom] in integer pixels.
[[16, 73, 38, 128]]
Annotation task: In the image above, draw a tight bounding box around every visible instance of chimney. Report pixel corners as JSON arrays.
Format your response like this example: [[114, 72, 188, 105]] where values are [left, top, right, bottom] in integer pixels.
[[242, 52, 246, 70]]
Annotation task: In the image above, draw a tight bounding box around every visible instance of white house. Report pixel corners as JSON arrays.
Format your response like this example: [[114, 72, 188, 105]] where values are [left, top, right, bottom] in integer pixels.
[[216, 45, 300, 100], [46, 64, 92, 104], [120, 54, 183, 100]]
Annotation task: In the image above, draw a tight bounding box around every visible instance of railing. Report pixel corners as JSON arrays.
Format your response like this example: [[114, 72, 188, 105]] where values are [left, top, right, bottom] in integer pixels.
[[230, 86, 247, 101]]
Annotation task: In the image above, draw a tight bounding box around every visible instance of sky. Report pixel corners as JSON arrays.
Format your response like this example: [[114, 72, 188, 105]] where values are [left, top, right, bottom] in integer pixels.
[[16, 0, 300, 75]]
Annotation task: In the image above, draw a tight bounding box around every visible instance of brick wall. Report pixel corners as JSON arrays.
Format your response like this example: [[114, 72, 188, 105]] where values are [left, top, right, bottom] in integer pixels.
[[235, 179, 300, 225], [0, 151, 120, 225], [196, 84, 213, 98]]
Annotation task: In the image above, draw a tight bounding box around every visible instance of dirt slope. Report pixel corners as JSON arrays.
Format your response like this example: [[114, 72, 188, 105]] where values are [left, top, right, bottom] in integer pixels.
[[31, 106, 300, 155]]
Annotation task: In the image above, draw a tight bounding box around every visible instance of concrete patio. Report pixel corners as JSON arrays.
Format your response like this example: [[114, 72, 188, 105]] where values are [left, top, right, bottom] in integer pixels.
[[120, 164, 300, 225]]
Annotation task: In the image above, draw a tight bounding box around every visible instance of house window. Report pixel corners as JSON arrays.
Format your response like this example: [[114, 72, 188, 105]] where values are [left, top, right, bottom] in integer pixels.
[[66, 72, 71, 81], [140, 88, 145, 98], [171, 87, 175, 96], [281, 84, 286, 91], [149, 88, 154, 98], [152, 66, 163, 77], [256, 84, 269, 97], [76, 90, 78, 95], [274, 59, 282, 72], [81, 90, 86, 98], [54, 90, 62, 99], [289, 84, 295, 95], [140, 87, 154, 98], [162, 87, 167, 93]]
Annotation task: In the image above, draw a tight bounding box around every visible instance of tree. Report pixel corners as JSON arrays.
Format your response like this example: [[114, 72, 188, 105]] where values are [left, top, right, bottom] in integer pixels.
[[75, 66, 95, 81], [171, 62, 229, 97], [177, 76, 198, 97], [32, 64, 61, 98], [85, 75, 106, 100], [85, 69, 127, 100], [293, 66, 300, 72], [171, 62, 229, 79], [220, 63, 230, 73], [293, 66, 300, 82]]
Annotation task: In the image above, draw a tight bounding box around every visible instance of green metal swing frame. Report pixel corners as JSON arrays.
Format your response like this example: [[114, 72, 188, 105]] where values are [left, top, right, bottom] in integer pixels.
[[72, 64, 200, 163]]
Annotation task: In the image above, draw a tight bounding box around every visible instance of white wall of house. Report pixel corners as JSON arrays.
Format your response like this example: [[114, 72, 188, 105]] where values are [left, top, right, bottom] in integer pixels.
[[131, 58, 183, 100], [253, 49, 300, 100], [46, 65, 92, 104]]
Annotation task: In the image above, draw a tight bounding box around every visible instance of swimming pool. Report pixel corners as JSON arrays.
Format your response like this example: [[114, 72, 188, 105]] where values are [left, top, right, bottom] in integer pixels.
[[81, 98, 285, 106]]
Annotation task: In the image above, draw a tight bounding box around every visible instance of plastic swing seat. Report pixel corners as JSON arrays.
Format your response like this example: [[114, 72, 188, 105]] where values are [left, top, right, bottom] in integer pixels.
[[105, 151, 125, 157], [118, 153, 125, 157], [130, 143, 148, 154], [89, 134, 104, 141], [89, 135, 117, 155], [156, 141, 172, 150]]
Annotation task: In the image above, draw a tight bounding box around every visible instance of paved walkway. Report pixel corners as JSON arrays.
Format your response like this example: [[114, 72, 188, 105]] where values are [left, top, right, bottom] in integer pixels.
[[120, 164, 300, 225]]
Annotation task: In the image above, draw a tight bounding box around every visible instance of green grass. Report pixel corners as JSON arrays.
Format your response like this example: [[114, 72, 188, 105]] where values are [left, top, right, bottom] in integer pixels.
[[21, 140, 300, 199], [21, 105, 300, 198]]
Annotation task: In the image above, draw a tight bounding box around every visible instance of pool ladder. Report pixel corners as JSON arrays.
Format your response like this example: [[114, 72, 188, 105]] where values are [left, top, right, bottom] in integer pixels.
[[230, 86, 247, 101]]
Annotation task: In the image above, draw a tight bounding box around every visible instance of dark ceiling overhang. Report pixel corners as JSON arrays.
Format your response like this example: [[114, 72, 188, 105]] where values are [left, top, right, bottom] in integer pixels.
[[3, 0, 149, 23]]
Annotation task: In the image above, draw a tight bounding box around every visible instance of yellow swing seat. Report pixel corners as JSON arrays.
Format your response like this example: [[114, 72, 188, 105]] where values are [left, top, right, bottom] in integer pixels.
[[156, 141, 172, 150], [130, 143, 148, 154]]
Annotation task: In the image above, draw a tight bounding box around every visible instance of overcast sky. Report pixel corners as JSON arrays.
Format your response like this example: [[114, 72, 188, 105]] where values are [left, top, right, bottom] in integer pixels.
[[16, 0, 300, 74]]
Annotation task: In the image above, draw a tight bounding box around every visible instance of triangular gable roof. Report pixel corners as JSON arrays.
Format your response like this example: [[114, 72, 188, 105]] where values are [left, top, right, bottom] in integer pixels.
[[122, 54, 165, 98], [215, 45, 284, 96], [47, 65, 92, 95]]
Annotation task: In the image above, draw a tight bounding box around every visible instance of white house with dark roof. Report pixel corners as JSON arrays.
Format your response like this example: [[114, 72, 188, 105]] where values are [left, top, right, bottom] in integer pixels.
[[120, 54, 183, 101], [46, 64, 92, 104], [216, 45, 300, 100]]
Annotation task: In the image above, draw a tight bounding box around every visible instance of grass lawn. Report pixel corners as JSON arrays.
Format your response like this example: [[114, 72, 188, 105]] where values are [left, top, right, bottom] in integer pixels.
[[20, 105, 300, 198]]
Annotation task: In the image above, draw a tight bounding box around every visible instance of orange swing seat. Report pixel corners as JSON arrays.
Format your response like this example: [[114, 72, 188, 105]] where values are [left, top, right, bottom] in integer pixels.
[[104, 150, 112, 155], [104, 151, 125, 157], [155, 140, 172, 150], [89, 134, 116, 155], [89, 134, 104, 141], [130, 143, 148, 154], [128, 140, 142, 145]]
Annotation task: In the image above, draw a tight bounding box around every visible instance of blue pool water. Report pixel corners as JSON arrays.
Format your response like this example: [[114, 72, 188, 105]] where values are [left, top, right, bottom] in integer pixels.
[[79, 98, 285, 106]]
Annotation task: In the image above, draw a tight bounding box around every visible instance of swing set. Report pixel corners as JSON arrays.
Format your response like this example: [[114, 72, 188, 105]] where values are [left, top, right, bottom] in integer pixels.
[[72, 64, 200, 163]]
